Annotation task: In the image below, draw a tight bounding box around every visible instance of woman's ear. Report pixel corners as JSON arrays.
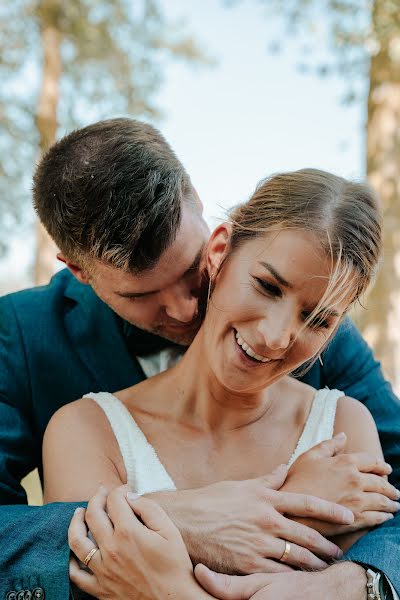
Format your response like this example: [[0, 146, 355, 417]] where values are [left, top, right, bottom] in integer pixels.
[[206, 223, 232, 276]]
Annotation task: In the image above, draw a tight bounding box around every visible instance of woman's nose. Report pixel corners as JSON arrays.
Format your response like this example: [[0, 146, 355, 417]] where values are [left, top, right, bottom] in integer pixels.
[[257, 309, 294, 353]]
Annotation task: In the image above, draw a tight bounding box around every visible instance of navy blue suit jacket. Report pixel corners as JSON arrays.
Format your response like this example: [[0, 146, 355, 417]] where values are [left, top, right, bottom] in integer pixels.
[[0, 269, 399, 598]]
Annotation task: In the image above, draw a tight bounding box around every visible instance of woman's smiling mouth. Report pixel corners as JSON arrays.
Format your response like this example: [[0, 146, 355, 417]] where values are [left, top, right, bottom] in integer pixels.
[[234, 330, 272, 363]]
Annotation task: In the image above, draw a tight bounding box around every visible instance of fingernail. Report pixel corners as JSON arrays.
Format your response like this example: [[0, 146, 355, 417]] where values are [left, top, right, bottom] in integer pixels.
[[342, 508, 354, 523], [126, 492, 140, 501], [396, 490, 400, 499], [335, 548, 344, 559], [335, 432, 346, 439], [384, 514, 394, 521], [385, 463, 393, 473], [74, 507, 84, 514]]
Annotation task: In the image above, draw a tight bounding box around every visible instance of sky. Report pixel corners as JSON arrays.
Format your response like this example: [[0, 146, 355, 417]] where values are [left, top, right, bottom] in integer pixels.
[[0, 0, 367, 288], [156, 0, 366, 226]]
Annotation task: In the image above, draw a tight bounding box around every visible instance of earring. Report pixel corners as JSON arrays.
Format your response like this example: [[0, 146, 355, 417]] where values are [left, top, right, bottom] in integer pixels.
[[206, 272, 214, 309], [318, 354, 324, 366]]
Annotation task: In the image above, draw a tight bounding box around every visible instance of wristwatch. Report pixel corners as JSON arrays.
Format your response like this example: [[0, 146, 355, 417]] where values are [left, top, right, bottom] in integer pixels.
[[363, 566, 398, 600], [366, 568, 384, 600]]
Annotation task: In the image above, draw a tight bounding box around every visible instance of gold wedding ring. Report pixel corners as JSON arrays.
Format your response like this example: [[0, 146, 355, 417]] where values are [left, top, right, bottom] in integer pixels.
[[279, 540, 291, 563], [83, 547, 99, 567]]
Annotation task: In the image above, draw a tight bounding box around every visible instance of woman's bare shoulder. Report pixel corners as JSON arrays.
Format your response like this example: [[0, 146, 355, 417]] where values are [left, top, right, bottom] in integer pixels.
[[46, 396, 110, 436], [334, 395, 381, 454], [43, 396, 127, 502], [335, 395, 375, 429]]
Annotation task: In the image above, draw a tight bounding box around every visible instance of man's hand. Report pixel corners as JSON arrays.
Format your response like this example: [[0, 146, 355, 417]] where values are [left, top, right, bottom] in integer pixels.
[[149, 464, 353, 574], [195, 561, 368, 600], [283, 434, 399, 536], [68, 485, 211, 600]]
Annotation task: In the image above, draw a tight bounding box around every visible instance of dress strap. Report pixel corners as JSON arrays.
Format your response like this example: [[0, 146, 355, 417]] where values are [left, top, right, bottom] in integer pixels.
[[288, 388, 344, 467], [84, 392, 176, 494]]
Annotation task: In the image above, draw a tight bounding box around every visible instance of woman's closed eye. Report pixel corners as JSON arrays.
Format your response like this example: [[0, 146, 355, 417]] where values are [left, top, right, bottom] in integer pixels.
[[302, 311, 330, 330], [254, 277, 282, 298]]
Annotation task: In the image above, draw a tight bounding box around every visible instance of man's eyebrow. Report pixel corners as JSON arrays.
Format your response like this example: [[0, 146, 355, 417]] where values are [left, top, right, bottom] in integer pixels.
[[258, 262, 293, 288], [116, 247, 205, 299], [185, 247, 204, 273], [117, 289, 159, 299]]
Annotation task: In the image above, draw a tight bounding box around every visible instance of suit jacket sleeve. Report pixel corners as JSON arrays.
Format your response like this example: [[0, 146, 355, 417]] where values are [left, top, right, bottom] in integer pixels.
[[313, 317, 400, 592], [0, 294, 37, 503], [0, 295, 82, 598], [320, 317, 400, 487], [0, 503, 85, 600]]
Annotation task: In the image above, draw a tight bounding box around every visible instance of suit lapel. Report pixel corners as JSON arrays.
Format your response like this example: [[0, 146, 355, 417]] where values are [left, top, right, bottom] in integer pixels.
[[63, 276, 145, 391]]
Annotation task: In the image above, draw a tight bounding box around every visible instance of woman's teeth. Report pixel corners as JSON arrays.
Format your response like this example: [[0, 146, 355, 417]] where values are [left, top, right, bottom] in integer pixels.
[[235, 331, 271, 363]]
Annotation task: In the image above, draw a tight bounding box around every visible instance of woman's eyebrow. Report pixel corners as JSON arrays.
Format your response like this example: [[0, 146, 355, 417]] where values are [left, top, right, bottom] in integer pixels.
[[258, 261, 292, 288]]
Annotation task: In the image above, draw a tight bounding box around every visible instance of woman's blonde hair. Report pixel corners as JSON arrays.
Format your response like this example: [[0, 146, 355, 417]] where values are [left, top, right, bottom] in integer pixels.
[[228, 168, 382, 330]]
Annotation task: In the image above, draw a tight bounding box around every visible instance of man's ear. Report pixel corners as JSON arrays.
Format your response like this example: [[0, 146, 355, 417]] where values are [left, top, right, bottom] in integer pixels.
[[57, 253, 90, 285], [206, 223, 232, 276]]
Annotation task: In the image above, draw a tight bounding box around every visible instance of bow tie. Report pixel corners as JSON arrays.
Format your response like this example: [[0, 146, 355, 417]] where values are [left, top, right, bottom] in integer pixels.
[[122, 321, 183, 356]]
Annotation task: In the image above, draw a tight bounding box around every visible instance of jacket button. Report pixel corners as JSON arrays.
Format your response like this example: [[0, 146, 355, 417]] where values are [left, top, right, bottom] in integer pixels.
[[32, 590, 45, 600], [17, 592, 31, 600], [6, 592, 17, 600]]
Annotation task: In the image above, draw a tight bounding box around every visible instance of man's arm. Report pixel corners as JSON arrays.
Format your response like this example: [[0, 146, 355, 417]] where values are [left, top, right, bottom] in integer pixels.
[[0, 294, 85, 598], [315, 317, 400, 487], [0, 295, 36, 504], [0, 503, 84, 600], [195, 562, 369, 600], [305, 317, 400, 594], [344, 512, 400, 594]]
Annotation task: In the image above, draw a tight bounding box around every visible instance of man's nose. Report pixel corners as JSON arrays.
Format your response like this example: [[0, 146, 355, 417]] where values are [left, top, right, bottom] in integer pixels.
[[163, 286, 198, 323]]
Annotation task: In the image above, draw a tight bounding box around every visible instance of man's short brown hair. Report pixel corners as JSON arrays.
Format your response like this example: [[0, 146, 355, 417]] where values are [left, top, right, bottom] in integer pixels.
[[33, 118, 194, 272]]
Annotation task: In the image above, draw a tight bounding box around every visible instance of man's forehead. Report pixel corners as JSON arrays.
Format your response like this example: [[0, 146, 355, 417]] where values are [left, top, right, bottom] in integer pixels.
[[93, 203, 209, 294]]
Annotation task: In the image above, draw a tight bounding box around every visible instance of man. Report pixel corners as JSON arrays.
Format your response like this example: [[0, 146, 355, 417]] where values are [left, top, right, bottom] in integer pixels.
[[0, 118, 399, 600]]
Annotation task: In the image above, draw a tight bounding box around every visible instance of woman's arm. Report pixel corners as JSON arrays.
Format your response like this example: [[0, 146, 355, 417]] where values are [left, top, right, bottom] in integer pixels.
[[43, 398, 127, 502], [331, 396, 396, 550], [282, 397, 399, 549]]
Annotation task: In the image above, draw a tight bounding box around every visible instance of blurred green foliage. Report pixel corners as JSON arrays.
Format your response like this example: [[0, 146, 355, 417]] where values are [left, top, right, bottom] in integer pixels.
[[0, 0, 207, 254]]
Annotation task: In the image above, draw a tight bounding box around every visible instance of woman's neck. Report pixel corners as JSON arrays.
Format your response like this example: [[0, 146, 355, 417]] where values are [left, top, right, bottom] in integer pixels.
[[170, 330, 277, 433]]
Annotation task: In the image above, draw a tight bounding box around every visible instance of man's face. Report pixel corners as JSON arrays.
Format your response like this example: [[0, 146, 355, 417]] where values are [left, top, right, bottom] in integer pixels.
[[87, 204, 210, 345]]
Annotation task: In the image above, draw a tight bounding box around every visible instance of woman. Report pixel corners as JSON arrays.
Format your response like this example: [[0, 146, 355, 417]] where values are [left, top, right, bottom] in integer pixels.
[[44, 169, 398, 566]]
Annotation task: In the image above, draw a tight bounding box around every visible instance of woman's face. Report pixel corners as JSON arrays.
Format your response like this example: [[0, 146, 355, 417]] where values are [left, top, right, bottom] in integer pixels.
[[203, 226, 352, 394]]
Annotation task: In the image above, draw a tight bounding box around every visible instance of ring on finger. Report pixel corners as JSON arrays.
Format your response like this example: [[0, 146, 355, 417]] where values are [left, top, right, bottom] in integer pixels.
[[83, 547, 100, 567], [279, 540, 291, 563]]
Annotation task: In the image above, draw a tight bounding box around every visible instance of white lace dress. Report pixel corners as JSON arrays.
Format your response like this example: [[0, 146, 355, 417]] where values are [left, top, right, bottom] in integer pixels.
[[83, 388, 344, 495]]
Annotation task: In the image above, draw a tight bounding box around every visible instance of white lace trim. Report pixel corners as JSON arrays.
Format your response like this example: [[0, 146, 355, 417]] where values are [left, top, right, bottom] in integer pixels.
[[288, 388, 344, 467]]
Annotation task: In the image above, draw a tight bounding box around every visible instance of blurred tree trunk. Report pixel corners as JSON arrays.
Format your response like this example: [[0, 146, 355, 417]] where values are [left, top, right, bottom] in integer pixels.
[[359, 0, 400, 387], [34, 0, 62, 285]]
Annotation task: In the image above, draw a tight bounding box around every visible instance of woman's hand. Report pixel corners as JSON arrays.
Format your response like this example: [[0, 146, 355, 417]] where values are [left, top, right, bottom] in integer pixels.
[[282, 434, 400, 536], [68, 485, 212, 600]]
